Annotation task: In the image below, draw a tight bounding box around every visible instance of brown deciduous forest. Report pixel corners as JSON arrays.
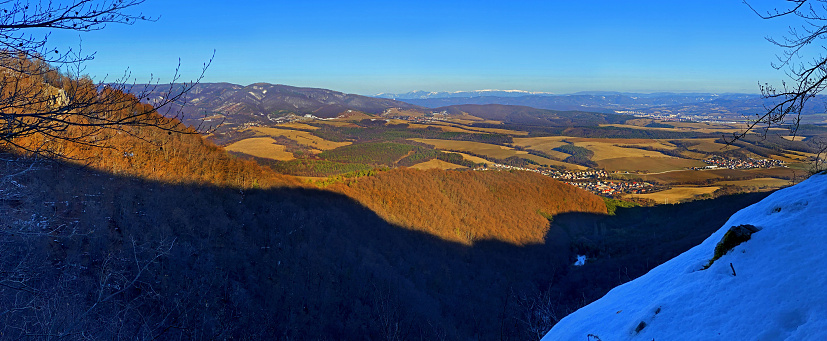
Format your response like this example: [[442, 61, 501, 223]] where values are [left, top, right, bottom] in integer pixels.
[[331, 168, 607, 245]]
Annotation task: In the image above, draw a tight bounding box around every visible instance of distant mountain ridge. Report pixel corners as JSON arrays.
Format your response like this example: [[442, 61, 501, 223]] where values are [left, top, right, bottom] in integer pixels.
[[375, 89, 554, 99], [389, 92, 762, 111], [384, 91, 827, 121], [141, 82, 423, 126]]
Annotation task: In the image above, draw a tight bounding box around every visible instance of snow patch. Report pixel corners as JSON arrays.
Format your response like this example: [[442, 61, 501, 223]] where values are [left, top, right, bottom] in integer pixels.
[[542, 174, 827, 341]]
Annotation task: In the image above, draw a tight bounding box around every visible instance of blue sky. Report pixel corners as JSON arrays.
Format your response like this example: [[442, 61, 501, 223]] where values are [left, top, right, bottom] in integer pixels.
[[47, 0, 798, 95]]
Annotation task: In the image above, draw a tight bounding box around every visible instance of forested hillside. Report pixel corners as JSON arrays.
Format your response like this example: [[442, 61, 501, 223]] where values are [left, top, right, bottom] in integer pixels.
[[331, 168, 607, 245]]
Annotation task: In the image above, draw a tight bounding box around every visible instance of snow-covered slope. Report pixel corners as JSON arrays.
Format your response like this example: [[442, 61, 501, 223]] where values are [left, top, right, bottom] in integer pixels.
[[542, 174, 827, 341]]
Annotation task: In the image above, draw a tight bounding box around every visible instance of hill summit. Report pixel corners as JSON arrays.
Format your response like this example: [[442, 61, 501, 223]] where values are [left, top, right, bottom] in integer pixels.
[[542, 174, 827, 340]]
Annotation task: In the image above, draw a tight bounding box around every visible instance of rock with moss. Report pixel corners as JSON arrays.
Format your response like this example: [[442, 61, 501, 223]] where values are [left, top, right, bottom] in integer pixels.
[[705, 224, 760, 268]]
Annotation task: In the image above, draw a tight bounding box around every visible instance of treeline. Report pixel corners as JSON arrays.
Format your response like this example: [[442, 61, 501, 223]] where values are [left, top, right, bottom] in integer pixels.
[[553, 144, 598, 167], [397, 148, 479, 168], [318, 142, 419, 165], [258, 158, 375, 177], [716, 135, 819, 157]]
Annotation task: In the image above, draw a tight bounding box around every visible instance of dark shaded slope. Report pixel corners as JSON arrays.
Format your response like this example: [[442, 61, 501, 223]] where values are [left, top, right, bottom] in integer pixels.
[[0, 157, 770, 340]]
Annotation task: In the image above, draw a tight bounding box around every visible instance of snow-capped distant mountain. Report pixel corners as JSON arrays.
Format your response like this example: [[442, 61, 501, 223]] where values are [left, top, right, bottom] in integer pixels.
[[541, 174, 827, 341], [374, 89, 554, 100]]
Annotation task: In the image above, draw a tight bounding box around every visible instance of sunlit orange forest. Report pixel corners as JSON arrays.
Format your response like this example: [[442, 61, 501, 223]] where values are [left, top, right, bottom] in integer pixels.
[[1, 56, 771, 339], [330, 169, 606, 245], [4, 55, 608, 247]]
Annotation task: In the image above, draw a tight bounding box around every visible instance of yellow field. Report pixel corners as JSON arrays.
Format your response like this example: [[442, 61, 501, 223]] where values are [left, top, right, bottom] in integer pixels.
[[715, 177, 792, 188], [677, 138, 738, 153], [625, 186, 720, 204], [453, 152, 494, 165], [250, 127, 351, 150], [462, 125, 529, 136], [409, 159, 467, 170], [422, 122, 528, 135], [403, 122, 482, 134], [624, 118, 654, 126], [410, 138, 586, 170], [512, 136, 570, 159], [410, 138, 522, 159], [277, 122, 319, 130], [523, 155, 588, 170], [314, 120, 361, 127], [568, 140, 673, 160], [598, 157, 706, 173], [225, 137, 295, 161], [600, 122, 745, 134]]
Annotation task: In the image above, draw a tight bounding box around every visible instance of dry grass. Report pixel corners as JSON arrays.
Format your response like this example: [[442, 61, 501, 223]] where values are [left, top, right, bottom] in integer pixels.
[[411, 138, 522, 159], [463, 125, 529, 136], [314, 120, 361, 127], [225, 137, 295, 161], [250, 127, 351, 150], [512, 136, 570, 158], [678, 138, 738, 153], [625, 186, 720, 203], [624, 118, 654, 126], [277, 122, 319, 130], [404, 122, 482, 134], [598, 157, 706, 173], [409, 159, 468, 170], [781, 135, 807, 141], [569, 140, 673, 160], [715, 178, 792, 188], [522, 154, 588, 170], [618, 167, 800, 184], [600, 122, 746, 134], [454, 152, 494, 165]]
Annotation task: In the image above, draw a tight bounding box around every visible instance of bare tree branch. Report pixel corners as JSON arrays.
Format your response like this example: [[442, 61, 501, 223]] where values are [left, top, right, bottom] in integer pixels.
[[0, 0, 215, 159], [735, 1, 827, 144]]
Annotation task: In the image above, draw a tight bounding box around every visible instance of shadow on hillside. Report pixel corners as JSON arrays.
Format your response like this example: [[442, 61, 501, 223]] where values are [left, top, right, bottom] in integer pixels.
[[0, 157, 773, 340]]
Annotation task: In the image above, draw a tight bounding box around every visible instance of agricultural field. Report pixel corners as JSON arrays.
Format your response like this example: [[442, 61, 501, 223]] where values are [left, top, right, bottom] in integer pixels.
[[677, 138, 737, 153], [224, 137, 295, 161], [410, 138, 586, 170], [603, 121, 746, 134], [411, 138, 523, 159], [453, 152, 494, 165], [614, 167, 801, 185], [276, 122, 320, 130], [567, 139, 675, 160], [624, 186, 720, 204], [512, 136, 570, 159], [250, 127, 351, 150], [716, 177, 793, 188]]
